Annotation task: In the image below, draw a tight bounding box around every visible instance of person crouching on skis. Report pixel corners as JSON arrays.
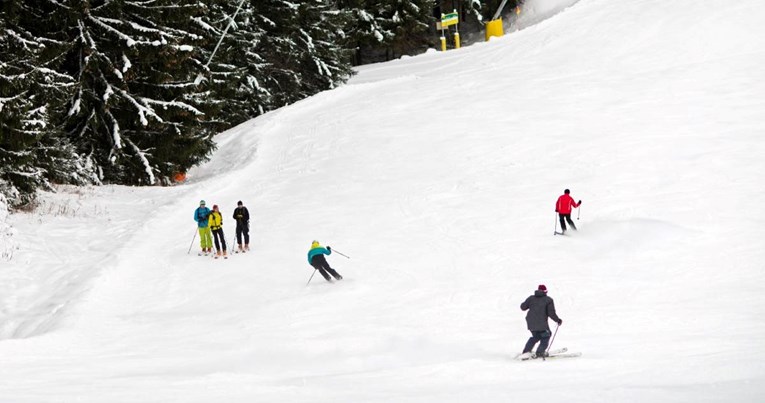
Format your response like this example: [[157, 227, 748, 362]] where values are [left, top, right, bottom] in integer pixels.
[[307, 240, 342, 282], [209, 205, 227, 258], [520, 284, 563, 359]]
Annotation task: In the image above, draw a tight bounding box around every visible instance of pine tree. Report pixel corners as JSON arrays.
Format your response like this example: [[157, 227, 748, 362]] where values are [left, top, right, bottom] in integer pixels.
[[384, 0, 436, 58], [189, 0, 355, 128], [193, 0, 276, 127], [244, 0, 352, 104], [289, 0, 354, 96], [199, 0, 353, 124], [335, 0, 392, 65], [0, 1, 91, 207], [24, 0, 217, 186], [337, 0, 437, 64]]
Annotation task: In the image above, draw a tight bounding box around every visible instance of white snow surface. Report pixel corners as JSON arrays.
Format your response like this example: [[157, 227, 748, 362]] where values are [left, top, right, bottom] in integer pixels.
[[2, 0, 765, 401]]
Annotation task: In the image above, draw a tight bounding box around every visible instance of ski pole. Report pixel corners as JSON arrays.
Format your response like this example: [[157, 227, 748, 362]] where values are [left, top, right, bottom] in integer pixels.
[[553, 213, 559, 235], [547, 323, 560, 354], [187, 228, 198, 254], [577, 206, 581, 220], [331, 248, 350, 259], [306, 269, 317, 286]]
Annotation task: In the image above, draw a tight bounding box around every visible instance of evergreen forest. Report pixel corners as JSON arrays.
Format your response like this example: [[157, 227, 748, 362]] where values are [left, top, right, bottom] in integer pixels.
[[1, 0, 518, 208]]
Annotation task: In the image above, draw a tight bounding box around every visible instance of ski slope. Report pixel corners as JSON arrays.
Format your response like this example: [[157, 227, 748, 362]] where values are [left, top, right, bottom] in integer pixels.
[[2, 0, 765, 401]]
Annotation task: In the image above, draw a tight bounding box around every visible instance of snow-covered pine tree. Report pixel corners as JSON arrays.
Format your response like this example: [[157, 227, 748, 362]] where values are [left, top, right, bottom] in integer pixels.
[[251, 0, 353, 105], [0, 22, 49, 204], [192, 0, 275, 127], [24, 0, 217, 186], [334, 0, 393, 65], [383, 0, 436, 59], [336, 0, 436, 64], [188, 0, 354, 127], [0, 1, 93, 207], [292, 0, 354, 97]]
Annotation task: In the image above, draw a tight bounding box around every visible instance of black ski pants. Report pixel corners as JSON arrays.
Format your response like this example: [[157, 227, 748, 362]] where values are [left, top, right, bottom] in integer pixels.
[[559, 213, 576, 231], [523, 330, 552, 355], [310, 254, 342, 282], [212, 228, 227, 252], [235, 222, 249, 246]]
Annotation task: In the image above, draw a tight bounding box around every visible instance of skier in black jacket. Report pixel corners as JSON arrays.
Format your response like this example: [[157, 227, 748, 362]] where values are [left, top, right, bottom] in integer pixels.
[[232, 200, 250, 252], [520, 284, 563, 358]]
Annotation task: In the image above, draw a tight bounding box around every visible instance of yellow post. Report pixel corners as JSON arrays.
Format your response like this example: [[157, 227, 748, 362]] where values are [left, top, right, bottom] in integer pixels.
[[485, 18, 504, 41], [439, 11, 459, 51]]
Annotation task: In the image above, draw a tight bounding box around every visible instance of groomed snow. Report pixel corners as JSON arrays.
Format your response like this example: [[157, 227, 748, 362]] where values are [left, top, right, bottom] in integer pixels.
[[1, 0, 764, 401]]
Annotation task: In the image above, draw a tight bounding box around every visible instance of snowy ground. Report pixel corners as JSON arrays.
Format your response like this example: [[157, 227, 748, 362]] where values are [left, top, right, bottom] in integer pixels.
[[2, 0, 765, 401]]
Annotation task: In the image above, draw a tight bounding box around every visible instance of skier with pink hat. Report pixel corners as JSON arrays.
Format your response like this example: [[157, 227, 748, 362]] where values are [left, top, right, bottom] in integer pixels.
[[519, 284, 563, 359]]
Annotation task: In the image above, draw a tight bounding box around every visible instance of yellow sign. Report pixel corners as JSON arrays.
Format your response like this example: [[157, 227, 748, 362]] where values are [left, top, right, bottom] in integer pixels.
[[441, 12, 459, 27]]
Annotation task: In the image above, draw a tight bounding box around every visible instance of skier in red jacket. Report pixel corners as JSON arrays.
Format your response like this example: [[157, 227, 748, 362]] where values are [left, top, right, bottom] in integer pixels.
[[555, 189, 581, 233]]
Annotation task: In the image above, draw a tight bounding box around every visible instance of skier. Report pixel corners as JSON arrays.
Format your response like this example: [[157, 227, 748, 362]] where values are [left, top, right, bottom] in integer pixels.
[[193, 200, 213, 255], [232, 200, 250, 253], [555, 189, 582, 233], [208, 204, 227, 258], [519, 284, 563, 359], [307, 240, 343, 282]]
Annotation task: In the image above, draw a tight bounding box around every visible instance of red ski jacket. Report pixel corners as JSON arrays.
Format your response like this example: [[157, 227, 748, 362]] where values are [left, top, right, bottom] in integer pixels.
[[555, 194, 580, 214]]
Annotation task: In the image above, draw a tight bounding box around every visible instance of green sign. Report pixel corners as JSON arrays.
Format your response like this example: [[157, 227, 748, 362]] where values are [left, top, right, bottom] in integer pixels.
[[441, 12, 459, 27]]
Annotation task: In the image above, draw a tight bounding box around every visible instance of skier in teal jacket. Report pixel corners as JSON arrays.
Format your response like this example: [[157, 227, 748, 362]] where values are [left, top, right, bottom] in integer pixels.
[[307, 240, 342, 282], [193, 200, 213, 254]]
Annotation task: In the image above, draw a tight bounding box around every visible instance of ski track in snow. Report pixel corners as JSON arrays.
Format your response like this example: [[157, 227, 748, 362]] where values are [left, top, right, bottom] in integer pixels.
[[1, 0, 765, 401]]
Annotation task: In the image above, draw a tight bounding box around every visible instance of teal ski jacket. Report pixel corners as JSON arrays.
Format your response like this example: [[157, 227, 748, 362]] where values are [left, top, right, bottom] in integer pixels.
[[307, 246, 331, 264]]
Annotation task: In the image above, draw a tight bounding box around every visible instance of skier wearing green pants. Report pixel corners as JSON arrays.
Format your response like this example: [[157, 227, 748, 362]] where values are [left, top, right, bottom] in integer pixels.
[[194, 200, 213, 255]]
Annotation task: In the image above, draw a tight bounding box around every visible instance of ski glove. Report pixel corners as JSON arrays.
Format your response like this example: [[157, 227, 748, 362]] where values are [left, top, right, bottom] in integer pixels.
[[557, 319, 563, 325], [327, 246, 332, 251], [555, 209, 559, 213], [578, 200, 582, 204]]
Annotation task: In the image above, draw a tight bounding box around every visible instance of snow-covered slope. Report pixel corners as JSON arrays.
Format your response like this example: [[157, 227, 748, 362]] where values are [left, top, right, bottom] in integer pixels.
[[2, 0, 764, 401]]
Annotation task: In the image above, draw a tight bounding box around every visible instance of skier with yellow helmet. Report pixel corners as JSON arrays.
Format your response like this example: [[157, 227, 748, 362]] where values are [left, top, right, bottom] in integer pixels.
[[307, 240, 342, 282]]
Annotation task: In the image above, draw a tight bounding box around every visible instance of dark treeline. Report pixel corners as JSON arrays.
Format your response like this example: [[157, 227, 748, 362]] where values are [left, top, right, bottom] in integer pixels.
[[0, 0, 518, 208]]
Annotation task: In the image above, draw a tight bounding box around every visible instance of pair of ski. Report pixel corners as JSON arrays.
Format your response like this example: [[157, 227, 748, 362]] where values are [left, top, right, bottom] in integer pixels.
[[197, 252, 228, 259], [514, 347, 581, 361]]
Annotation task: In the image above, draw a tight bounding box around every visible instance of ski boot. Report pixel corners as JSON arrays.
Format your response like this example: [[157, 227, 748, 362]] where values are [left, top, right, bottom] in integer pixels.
[[518, 352, 534, 360]]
